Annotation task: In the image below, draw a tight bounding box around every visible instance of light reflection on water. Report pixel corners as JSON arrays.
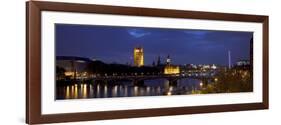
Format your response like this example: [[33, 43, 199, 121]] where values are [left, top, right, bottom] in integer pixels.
[[56, 78, 201, 100]]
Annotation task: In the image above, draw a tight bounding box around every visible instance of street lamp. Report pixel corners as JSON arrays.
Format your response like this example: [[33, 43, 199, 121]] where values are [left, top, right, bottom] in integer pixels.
[[215, 78, 218, 82], [200, 82, 203, 87]]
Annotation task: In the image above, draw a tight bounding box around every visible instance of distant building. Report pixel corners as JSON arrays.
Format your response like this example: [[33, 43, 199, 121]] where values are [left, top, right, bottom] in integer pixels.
[[163, 55, 180, 74], [236, 60, 250, 66], [166, 55, 171, 65], [56, 56, 92, 79], [211, 64, 217, 69], [133, 47, 144, 67], [164, 65, 180, 74], [202, 64, 210, 69], [233, 59, 251, 70]]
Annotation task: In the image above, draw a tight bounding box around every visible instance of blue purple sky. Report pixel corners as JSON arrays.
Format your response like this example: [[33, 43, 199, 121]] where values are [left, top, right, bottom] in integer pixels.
[[55, 24, 253, 66]]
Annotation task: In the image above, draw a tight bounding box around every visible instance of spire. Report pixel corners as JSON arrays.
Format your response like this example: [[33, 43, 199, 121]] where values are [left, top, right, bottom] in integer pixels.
[[228, 50, 231, 69], [166, 54, 171, 65], [152, 61, 155, 66], [157, 55, 161, 66]]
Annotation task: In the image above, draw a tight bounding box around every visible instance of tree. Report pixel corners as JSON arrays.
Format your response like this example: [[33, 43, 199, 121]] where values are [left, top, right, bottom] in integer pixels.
[[56, 66, 66, 80], [201, 69, 253, 94]]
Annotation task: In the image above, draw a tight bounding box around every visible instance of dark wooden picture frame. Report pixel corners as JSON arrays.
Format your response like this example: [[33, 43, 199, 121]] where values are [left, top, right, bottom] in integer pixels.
[[26, 1, 269, 124]]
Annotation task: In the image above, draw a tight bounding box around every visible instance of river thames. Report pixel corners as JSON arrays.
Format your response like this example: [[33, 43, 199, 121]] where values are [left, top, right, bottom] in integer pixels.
[[56, 78, 202, 100]]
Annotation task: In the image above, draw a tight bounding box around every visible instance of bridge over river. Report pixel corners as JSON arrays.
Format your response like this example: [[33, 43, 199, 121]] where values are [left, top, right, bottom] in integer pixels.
[[82, 74, 215, 86]]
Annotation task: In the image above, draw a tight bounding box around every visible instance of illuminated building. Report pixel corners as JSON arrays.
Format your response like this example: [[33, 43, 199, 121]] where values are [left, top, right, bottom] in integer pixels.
[[164, 65, 180, 74], [163, 55, 180, 74], [202, 65, 210, 69], [56, 56, 92, 80], [236, 60, 250, 66], [166, 55, 171, 65], [211, 64, 217, 69], [64, 71, 75, 77], [133, 47, 144, 67]]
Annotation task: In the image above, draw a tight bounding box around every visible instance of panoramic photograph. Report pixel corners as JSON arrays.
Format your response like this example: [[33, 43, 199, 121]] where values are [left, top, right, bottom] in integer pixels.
[[55, 24, 253, 100]]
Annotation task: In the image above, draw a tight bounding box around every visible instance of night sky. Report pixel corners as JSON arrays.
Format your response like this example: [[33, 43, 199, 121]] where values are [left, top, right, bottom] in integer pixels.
[[55, 24, 253, 66]]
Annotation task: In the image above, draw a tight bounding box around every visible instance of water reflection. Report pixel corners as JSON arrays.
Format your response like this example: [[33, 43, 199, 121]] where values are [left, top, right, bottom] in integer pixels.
[[56, 78, 201, 100]]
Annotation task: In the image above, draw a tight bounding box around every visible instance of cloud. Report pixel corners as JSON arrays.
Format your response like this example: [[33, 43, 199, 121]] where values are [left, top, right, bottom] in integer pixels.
[[127, 29, 151, 38]]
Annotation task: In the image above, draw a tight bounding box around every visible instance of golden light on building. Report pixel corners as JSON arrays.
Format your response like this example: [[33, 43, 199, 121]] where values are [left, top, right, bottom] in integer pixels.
[[164, 65, 180, 74], [133, 47, 144, 67], [64, 71, 75, 77]]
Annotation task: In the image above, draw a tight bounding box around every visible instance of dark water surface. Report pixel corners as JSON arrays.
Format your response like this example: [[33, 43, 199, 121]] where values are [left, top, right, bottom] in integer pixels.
[[56, 78, 201, 100]]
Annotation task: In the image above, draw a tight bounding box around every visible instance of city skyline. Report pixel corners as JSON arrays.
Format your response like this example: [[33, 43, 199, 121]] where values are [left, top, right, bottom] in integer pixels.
[[55, 24, 253, 66]]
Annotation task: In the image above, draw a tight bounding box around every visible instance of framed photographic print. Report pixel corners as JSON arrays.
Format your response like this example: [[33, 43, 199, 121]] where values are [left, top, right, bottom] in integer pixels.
[[26, 1, 269, 124]]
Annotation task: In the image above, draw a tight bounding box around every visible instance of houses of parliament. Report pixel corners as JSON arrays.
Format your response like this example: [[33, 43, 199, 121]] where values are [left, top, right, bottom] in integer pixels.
[[133, 47, 180, 75]]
